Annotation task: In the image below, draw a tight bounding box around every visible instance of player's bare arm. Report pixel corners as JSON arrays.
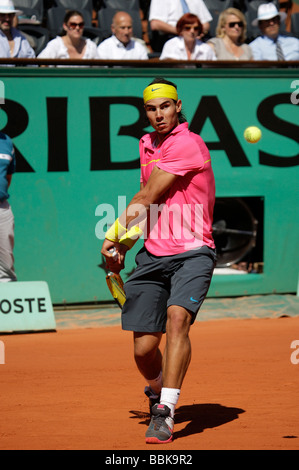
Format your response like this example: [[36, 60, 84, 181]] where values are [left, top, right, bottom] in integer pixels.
[[101, 166, 178, 272], [150, 19, 177, 35], [102, 82, 181, 273], [120, 166, 178, 228]]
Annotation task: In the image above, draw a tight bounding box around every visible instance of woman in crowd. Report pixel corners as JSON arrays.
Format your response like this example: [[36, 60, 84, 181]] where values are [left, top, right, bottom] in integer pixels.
[[207, 8, 253, 60], [38, 10, 98, 60], [159, 13, 216, 61]]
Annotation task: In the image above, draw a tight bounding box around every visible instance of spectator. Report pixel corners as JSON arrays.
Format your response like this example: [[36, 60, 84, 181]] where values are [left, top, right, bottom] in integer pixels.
[[38, 10, 98, 60], [0, 128, 17, 282], [0, 0, 35, 59], [149, 0, 213, 51], [249, 3, 299, 60], [97, 11, 148, 60], [207, 8, 253, 60], [160, 13, 216, 60]]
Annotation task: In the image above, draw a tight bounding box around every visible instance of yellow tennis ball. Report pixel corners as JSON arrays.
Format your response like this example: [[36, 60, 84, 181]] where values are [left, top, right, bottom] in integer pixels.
[[244, 126, 262, 143]]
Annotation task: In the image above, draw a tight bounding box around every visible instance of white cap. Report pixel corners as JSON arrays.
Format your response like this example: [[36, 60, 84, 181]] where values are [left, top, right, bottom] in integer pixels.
[[0, 0, 22, 15], [252, 3, 287, 27]]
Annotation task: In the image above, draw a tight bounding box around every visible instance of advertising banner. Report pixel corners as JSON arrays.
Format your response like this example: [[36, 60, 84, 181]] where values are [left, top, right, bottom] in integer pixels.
[[0, 281, 56, 332], [0, 68, 298, 303]]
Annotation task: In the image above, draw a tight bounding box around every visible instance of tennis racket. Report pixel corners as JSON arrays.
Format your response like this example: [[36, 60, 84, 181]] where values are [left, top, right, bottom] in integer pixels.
[[105, 248, 126, 308]]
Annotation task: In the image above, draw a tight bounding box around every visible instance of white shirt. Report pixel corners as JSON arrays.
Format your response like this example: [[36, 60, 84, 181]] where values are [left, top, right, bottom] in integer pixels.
[[38, 36, 99, 59], [0, 28, 35, 58], [249, 35, 299, 61], [149, 0, 212, 26], [97, 35, 148, 60], [160, 35, 216, 60]]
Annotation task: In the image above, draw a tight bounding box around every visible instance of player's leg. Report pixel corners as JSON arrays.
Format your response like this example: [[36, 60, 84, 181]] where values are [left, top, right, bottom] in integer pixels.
[[122, 247, 169, 413], [162, 305, 193, 390], [160, 248, 216, 414], [134, 331, 163, 382], [146, 247, 216, 444], [145, 305, 192, 444], [133, 331, 163, 412]]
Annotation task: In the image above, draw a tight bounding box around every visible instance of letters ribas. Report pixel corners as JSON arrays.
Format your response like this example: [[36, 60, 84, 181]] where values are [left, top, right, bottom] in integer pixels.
[[1, 94, 298, 173]]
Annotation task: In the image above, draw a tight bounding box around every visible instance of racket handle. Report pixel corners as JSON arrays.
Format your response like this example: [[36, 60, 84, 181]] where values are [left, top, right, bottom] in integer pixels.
[[107, 248, 118, 276], [109, 247, 118, 260]]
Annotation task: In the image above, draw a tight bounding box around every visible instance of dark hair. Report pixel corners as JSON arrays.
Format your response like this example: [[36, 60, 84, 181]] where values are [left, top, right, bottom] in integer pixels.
[[176, 13, 203, 36], [147, 77, 187, 123], [63, 10, 84, 25]]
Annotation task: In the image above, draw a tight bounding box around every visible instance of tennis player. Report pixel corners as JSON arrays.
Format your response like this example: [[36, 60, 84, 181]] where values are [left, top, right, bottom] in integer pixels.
[[101, 77, 216, 444]]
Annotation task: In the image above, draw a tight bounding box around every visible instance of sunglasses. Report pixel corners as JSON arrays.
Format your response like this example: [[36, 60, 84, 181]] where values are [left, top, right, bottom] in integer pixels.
[[183, 25, 200, 31], [260, 16, 280, 25], [228, 21, 244, 28], [68, 22, 84, 30]]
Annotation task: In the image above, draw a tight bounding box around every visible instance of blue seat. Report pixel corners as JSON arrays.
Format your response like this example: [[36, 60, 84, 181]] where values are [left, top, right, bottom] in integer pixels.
[[102, 0, 140, 10], [18, 24, 49, 55], [14, 0, 44, 23], [203, 0, 234, 37], [53, 0, 94, 16]]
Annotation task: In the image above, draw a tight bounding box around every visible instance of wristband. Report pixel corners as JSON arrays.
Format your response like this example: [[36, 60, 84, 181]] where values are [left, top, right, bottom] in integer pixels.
[[119, 225, 143, 249], [105, 218, 127, 242]]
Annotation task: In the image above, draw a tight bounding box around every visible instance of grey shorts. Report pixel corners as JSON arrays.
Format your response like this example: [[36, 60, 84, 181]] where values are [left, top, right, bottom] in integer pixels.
[[121, 246, 216, 333], [0, 200, 17, 282]]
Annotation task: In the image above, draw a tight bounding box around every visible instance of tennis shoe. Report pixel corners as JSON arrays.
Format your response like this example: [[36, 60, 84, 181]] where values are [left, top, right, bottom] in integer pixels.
[[144, 386, 160, 415], [145, 403, 174, 444]]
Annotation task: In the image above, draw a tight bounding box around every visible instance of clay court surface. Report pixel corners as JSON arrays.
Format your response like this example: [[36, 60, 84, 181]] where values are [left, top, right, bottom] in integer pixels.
[[1, 296, 299, 451]]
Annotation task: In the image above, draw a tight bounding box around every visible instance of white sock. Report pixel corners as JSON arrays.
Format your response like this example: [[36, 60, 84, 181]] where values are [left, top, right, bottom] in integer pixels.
[[160, 387, 180, 419], [146, 371, 162, 396]]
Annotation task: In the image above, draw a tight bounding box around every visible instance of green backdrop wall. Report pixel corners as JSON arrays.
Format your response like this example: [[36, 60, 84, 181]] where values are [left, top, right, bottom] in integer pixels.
[[0, 67, 298, 304]]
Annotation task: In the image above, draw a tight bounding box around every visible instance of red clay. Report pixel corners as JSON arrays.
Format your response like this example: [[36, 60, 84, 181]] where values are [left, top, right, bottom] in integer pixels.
[[1, 316, 298, 450]]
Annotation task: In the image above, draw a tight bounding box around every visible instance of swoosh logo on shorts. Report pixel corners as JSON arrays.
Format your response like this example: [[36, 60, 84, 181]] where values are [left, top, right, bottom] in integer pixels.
[[190, 297, 199, 303]]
